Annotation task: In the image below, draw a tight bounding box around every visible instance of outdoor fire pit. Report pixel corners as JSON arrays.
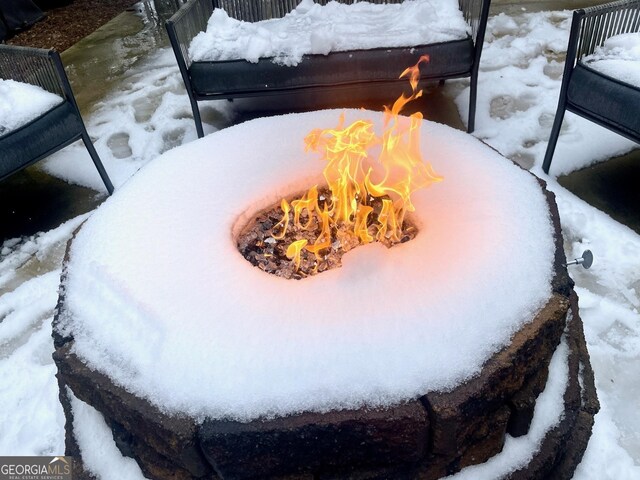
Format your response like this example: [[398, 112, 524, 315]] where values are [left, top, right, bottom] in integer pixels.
[[53, 107, 598, 479]]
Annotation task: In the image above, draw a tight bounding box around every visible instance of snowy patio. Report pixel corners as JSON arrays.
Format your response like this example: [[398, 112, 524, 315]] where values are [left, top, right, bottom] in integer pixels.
[[1, 0, 639, 479]]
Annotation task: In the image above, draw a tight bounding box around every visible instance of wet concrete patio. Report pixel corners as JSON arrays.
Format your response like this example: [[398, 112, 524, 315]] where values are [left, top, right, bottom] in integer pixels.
[[0, 0, 171, 241], [0, 0, 638, 244]]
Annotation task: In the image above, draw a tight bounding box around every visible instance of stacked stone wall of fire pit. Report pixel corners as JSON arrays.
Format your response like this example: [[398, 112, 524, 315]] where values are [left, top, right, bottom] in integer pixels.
[[52, 184, 599, 480]]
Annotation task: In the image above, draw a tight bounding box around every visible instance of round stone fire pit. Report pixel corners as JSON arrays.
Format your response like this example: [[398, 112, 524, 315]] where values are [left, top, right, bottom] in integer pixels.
[[53, 110, 598, 479]]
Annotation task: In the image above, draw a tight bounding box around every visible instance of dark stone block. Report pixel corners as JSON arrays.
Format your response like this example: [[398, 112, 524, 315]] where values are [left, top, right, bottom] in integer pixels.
[[507, 364, 549, 437], [539, 180, 574, 297], [509, 295, 599, 480], [54, 343, 213, 478], [424, 293, 568, 460], [459, 405, 511, 468], [110, 419, 136, 458], [569, 291, 600, 416], [56, 383, 97, 480], [551, 410, 596, 480], [199, 403, 429, 479]]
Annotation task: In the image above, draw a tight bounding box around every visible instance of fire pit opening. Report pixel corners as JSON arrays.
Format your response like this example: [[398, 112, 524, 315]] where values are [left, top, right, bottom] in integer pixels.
[[236, 56, 441, 279], [236, 187, 419, 279]]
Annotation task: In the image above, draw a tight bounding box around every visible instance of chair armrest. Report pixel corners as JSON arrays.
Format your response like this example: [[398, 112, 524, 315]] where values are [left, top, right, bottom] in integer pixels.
[[0, 45, 70, 100], [166, 0, 214, 69], [574, 0, 640, 62]]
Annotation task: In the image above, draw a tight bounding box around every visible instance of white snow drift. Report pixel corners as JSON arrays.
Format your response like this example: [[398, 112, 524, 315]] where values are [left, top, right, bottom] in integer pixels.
[[189, 0, 470, 65]]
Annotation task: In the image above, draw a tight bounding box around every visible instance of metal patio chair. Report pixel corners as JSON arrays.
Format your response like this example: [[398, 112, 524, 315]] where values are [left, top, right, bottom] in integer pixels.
[[166, 0, 491, 138], [542, 0, 640, 174], [0, 45, 114, 194]]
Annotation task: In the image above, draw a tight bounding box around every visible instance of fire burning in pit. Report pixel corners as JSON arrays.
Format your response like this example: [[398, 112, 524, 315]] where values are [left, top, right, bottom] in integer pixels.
[[238, 55, 442, 278]]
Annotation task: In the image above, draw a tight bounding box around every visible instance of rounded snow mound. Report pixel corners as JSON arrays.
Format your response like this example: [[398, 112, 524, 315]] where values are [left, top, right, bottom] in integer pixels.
[[61, 110, 555, 421]]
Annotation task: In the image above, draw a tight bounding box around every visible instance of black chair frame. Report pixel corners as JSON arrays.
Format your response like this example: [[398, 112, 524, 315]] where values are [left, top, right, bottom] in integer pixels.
[[543, 0, 640, 174], [166, 0, 491, 138], [0, 45, 114, 194]]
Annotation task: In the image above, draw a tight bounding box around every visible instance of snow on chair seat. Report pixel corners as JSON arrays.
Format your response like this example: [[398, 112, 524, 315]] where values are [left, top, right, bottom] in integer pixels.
[[0, 45, 114, 194]]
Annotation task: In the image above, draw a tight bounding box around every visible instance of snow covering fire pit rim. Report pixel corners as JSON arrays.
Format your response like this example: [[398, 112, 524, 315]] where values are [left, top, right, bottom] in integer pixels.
[[57, 110, 558, 421]]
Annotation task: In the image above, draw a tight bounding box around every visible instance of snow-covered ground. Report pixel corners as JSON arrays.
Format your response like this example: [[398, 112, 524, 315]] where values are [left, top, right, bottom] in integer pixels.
[[0, 5, 639, 479]]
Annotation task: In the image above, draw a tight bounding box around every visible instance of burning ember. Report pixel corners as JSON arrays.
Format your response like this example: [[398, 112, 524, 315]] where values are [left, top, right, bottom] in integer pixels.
[[238, 55, 442, 278]]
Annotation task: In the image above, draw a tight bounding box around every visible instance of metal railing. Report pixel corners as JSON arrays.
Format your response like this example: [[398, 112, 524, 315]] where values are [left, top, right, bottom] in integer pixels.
[[167, 0, 215, 69], [0, 46, 66, 98], [213, 0, 407, 22], [575, 0, 640, 62]]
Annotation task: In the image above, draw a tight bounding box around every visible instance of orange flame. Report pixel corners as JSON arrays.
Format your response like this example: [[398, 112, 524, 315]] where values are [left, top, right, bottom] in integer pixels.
[[275, 55, 442, 268]]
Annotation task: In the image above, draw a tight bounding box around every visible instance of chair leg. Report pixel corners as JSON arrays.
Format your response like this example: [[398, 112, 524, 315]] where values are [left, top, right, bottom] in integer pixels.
[[81, 132, 114, 195], [467, 70, 478, 134], [189, 95, 205, 139], [542, 104, 567, 174]]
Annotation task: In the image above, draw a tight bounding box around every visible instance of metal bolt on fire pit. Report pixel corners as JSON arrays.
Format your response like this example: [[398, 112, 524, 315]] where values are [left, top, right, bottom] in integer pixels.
[[564, 250, 593, 269]]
